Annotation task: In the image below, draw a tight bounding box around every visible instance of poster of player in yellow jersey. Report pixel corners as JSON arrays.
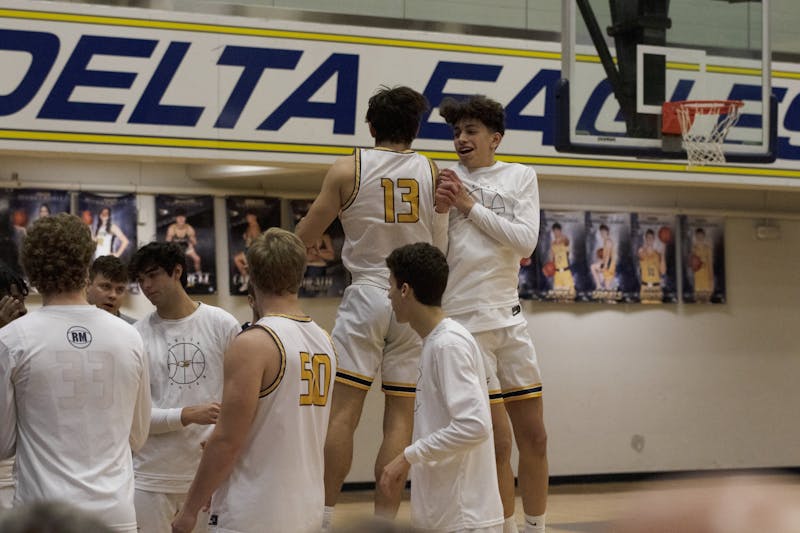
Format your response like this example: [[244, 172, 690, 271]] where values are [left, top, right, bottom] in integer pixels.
[[681, 216, 725, 304], [586, 212, 635, 303], [632, 214, 678, 303], [528, 210, 589, 302]]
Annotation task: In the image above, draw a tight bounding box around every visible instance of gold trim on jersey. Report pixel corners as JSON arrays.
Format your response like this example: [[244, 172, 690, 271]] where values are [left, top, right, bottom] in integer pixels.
[[262, 313, 312, 322], [502, 383, 543, 402], [427, 157, 438, 205], [250, 324, 287, 398], [381, 380, 417, 397], [341, 148, 360, 212], [373, 147, 415, 154]]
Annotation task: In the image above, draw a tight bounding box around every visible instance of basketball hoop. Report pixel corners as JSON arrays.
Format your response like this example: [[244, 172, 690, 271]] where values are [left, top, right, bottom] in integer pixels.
[[662, 100, 744, 166]]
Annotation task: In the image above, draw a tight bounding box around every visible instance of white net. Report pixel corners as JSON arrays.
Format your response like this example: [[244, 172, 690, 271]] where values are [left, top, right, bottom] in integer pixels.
[[675, 101, 743, 166]]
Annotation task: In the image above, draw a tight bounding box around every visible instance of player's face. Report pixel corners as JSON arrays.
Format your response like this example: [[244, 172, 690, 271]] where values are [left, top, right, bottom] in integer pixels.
[[388, 274, 408, 323], [99, 208, 110, 222], [137, 265, 179, 307], [86, 274, 127, 315], [452, 118, 501, 170], [645, 233, 655, 245], [176, 215, 187, 226]]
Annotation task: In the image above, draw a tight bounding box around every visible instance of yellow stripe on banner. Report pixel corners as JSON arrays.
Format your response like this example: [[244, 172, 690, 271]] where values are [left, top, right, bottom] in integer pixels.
[[0, 8, 559, 59], [0, 129, 354, 155]]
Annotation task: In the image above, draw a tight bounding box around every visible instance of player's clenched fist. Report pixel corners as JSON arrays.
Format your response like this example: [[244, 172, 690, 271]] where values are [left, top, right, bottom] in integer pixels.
[[181, 402, 222, 426], [437, 168, 475, 215]]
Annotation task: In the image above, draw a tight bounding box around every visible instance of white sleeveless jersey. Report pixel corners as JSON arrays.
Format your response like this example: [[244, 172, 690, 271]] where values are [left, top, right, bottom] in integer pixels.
[[210, 314, 337, 533], [0, 305, 151, 532], [340, 147, 438, 288]]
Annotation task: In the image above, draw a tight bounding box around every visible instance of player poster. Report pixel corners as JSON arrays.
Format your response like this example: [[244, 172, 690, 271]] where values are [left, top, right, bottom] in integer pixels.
[[586, 212, 636, 303], [532, 210, 589, 302], [226, 196, 281, 295], [681, 215, 726, 304], [631, 214, 678, 303], [77, 193, 137, 262], [8, 188, 71, 259], [289, 200, 348, 298], [156, 195, 216, 294], [0, 191, 21, 271]]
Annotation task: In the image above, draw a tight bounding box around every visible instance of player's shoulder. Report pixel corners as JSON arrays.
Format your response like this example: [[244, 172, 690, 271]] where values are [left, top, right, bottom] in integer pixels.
[[198, 303, 239, 326]]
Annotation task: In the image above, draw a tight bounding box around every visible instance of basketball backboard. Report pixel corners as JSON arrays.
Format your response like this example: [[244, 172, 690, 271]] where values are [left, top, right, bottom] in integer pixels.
[[557, 0, 776, 163]]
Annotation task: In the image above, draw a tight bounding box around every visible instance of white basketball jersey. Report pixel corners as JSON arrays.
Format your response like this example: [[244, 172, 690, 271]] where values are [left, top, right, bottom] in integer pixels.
[[209, 314, 336, 533], [340, 147, 437, 288], [0, 305, 150, 532]]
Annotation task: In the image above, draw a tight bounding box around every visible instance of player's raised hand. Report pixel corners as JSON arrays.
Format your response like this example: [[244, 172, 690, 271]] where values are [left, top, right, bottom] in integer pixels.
[[181, 402, 222, 426]]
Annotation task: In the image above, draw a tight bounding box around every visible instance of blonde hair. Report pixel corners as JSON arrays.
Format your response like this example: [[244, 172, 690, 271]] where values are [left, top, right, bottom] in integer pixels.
[[246, 227, 307, 295]]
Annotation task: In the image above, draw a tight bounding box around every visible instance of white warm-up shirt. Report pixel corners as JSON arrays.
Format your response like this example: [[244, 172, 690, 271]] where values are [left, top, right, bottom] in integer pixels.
[[443, 161, 540, 332], [210, 314, 337, 533], [340, 147, 448, 288], [133, 303, 239, 493], [404, 318, 504, 532], [0, 305, 150, 531]]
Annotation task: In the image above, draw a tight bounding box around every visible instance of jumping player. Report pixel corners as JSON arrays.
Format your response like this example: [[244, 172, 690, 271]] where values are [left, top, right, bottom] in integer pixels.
[[128, 242, 239, 533], [86, 255, 136, 324], [380, 242, 504, 533], [172, 228, 337, 533], [295, 85, 448, 526], [0, 213, 150, 531], [436, 95, 547, 533]]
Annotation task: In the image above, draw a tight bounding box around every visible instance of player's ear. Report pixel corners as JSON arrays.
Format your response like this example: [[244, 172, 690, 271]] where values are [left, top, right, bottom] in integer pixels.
[[490, 131, 502, 150]]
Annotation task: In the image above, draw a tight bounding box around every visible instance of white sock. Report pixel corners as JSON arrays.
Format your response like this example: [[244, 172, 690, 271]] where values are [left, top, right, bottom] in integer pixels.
[[503, 515, 520, 533], [321, 505, 334, 533], [524, 513, 545, 533]]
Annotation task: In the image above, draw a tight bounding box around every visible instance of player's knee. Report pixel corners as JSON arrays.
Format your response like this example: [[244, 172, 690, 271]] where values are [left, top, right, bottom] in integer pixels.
[[517, 425, 548, 458]]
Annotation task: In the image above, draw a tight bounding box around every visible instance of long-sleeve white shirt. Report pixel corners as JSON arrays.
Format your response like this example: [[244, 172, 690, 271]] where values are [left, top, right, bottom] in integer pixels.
[[0, 305, 150, 531], [404, 318, 503, 532], [443, 161, 540, 332]]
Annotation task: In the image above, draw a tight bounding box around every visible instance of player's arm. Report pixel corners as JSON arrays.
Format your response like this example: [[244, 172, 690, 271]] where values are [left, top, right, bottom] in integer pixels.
[[111, 224, 130, 257], [129, 337, 152, 452], [451, 168, 540, 257], [430, 161, 450, 254], [188, 225, 198, 246], [172, 328, 278, 533], [295, 155, 355, 248], [0, 341, 16, 459], [165, 224, 176, 242], [404, 341, 492, 462]]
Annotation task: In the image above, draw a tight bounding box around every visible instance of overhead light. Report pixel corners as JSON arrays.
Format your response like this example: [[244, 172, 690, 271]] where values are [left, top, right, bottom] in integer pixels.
[[188, 164, 281, 179]]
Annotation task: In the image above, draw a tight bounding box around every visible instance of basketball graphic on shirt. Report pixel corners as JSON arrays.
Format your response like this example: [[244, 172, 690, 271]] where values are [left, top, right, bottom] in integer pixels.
[[167, 341, 207, 385], [468, 186, 506, 215]]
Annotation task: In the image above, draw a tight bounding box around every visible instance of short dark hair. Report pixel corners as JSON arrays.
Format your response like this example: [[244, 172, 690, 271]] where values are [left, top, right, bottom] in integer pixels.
[[552, 222, 562, 231], [174, 206, 187, 217], [645, 229, 655, 237], [599, 224, 610, 232], [439, 95, 505, 135], [366, 86, 429, 145], [129, 242, 188, 288], [0, 260, 27, 298], [22, 213, 95, 295], [386, 242, 449, 307], [90, 255, 129, 284]]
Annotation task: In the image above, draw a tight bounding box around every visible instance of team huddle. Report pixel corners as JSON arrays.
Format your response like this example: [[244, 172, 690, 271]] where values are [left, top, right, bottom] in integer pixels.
[[0, 88, 547, 533]]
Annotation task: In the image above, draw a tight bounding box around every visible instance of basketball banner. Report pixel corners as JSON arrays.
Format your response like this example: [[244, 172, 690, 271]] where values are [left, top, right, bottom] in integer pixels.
[[631, 214, 679, 304], [289, 200, 348, 298], [681, 215, 726, 304], [77, 192, 137, 263], [225, 196, 281, 296], [155, 195, 216, 295]]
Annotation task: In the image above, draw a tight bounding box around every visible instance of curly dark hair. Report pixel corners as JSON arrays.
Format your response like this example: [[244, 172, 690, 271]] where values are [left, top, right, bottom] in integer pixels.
[[247, 228, 306, 296], [128, 242, 188, 288], [21, 213, 95, 295], [386, 242, 449, 307], [366, 86, 429, 145], [90, 255, 129, 284], [0, 260, 28, 298], [438, 94, 505, 135]]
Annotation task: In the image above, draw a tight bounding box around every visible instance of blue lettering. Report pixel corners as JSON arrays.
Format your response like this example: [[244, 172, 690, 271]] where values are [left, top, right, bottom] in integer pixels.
[[576, 79, 618, 136], [214, 46, 302, 129], [39, 35, 156, 122], [259, 53, 358, 134], [778, 91, 800, 160], [419, 61, 502, 140], [0, 29, 59, 116], [129, 42, 203, 126], [505, 69, 560, 145]]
